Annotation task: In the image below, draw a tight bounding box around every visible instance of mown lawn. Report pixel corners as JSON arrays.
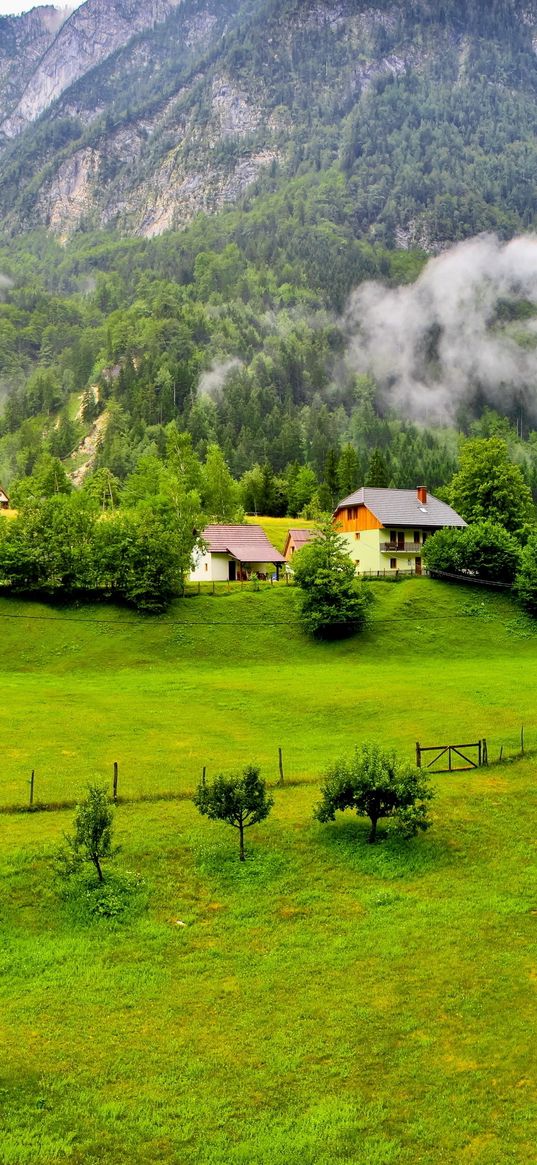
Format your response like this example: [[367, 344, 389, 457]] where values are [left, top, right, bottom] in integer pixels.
[[2, 760, 537, 1164], [0, 579, 535, 808]]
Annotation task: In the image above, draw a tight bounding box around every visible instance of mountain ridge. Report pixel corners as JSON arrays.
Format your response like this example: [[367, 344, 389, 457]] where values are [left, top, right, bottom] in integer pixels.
[[3, 0, 537, 246]]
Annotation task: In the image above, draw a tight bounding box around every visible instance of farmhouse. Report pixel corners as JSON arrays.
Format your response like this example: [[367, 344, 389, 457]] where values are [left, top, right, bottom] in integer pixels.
[[0, 485, 9, 510], [334, 486, 466, 575], [283, 528, 317, 560], [190, 524, 286, 582]]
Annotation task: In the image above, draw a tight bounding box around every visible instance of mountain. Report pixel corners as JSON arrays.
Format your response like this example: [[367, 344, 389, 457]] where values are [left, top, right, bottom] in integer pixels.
[[0, 5, 70, 124], [0, 0, 183, 141], [3, 0, 537, 245]]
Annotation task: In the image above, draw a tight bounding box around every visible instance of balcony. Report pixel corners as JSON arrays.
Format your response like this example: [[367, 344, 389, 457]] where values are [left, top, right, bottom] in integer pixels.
[[381, 542, 422, 554]]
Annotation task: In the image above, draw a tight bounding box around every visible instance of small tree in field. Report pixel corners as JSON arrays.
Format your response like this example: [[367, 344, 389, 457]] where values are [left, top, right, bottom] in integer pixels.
[[315, 744, 433, 843], [64, 785, 117, 882], [194, 766, 274, 861]]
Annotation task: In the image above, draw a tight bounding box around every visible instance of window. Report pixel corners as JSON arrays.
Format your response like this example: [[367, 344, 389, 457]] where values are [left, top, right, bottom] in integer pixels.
[[355, 532, 360, 540], [390, 558, 397, 570], [390, 530, 397, 543], [414, 531, 421, 544], [204, 563, 208, 573]]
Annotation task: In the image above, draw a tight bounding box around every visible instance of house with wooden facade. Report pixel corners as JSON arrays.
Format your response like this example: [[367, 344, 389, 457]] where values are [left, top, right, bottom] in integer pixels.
[[190, 525, 286, 582], [334, 487, 466, 575], [0, 485, 10, 511], [283, 528, 317, 561]]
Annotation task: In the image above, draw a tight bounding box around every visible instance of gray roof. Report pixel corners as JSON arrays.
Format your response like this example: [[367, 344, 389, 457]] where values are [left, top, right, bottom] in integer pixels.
[[334, 488, 467, 529]]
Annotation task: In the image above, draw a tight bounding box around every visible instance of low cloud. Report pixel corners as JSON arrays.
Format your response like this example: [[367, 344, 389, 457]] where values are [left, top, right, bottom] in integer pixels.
[[344, 234, 537, 424], [198, 358, 243, 400], [0, 274, 13, 301]]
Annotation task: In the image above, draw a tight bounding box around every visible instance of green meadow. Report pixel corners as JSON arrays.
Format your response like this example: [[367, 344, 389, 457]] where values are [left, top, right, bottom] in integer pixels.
[[0, 579, 535, 807], [2, 580, 537, 1163]]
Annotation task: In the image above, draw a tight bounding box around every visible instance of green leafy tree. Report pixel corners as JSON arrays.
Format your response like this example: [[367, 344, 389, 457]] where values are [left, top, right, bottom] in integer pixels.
[[424, 520, 521, 583], [202, 443, 241, 522], [292, 517, 371, 639], [64, 785, 117, 883], [94, 503, 189, 613], [0, 494, 98, 594], [194, 765, 274, 861], [515, 534, 537, 614], [315, 743, 434, 844], [83, 467, 121, 510], [448, 438, 534, 534]]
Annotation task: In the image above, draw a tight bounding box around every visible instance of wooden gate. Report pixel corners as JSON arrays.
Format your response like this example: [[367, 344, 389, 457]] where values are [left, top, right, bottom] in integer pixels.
[[416, 740, 487, 773]]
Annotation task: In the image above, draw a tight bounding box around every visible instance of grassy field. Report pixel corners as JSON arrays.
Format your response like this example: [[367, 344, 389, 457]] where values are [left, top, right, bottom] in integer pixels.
[[244, 514, 316, 552], [0, 579, 535, 809], [2, 578, 537, 1164], [2, 763, 537, 1164]]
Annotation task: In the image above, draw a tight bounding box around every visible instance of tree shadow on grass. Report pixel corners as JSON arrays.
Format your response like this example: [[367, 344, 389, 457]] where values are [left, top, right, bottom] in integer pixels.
[[312, 814, 456, 881], [193, 836, 292, 891]]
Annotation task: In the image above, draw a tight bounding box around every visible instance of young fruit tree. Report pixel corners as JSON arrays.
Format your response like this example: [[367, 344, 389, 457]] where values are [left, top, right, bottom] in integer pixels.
[[63, 784, 118, 882], [315, 743, 433, 843], [194, 766, 274, 861]]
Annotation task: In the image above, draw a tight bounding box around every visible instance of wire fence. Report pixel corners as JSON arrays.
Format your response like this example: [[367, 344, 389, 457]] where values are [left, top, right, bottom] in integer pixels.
[[1, 728, 534, 817]]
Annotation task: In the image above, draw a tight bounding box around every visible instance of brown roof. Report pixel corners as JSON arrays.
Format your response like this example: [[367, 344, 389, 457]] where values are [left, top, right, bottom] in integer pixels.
[[202, 525, 286, 563], [288, 529, 316, 547]]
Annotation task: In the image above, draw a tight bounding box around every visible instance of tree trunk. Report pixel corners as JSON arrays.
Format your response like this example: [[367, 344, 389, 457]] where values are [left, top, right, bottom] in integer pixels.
[[368, 815, 378, 844], [93, 855, 104, 882], [239, 819, 245, 862]]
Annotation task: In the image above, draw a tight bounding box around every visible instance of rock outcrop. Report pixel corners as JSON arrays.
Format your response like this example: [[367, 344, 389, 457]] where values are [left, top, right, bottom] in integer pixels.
[[0, 0, 183, 140]]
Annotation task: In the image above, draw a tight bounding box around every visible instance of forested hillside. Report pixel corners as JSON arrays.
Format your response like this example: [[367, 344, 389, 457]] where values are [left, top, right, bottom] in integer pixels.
[[3, 0, 537, 516], [3, 0, 537, 244]]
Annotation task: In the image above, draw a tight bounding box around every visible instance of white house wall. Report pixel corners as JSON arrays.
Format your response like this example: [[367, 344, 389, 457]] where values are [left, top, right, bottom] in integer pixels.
[[190, 551, 232, 582]]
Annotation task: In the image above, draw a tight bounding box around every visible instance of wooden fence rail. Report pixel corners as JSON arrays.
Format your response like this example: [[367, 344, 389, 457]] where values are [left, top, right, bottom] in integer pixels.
[[416, 739, 488, 773]]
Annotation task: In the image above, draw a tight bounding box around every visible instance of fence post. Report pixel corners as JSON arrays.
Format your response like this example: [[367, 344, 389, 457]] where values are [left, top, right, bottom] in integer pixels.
[[416, 742, 421, 768], [521, 725, 525, 756], [278, 747, 285, 786], [478, 739, 482, 768], [482, 738, 488, 766], [113, 762, 118, 803], [202, 766, 206, 787], [29, 770, 35, 810]]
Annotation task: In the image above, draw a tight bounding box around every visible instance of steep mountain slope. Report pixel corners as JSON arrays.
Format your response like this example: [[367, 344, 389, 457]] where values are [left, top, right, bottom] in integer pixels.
[[0, 5, 69, 123], [0, 0, 183, 139], [3, 0, 537, 247]]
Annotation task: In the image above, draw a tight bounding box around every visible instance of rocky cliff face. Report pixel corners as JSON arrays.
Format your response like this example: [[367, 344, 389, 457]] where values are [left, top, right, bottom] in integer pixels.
[[0, 0, 183, 140], [2, 0, 537, 246], [0, 5, 69, 124]]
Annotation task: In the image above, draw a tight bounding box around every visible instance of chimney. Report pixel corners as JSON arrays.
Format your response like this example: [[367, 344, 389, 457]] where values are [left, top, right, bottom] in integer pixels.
[[417, 486, 427, 504]]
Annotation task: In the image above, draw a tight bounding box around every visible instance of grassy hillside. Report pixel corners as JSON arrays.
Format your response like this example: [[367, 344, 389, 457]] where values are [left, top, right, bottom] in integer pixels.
[[244, 515, 316, 552], [0, 578, 535, 808]]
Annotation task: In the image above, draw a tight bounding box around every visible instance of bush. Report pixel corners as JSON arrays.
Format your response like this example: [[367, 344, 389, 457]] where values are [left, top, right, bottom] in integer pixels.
[[57, 868, 148, 925], [424, 520, 521, 583]]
